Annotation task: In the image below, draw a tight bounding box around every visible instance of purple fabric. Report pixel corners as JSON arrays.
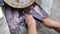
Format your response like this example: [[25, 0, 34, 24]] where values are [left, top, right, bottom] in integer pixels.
[[4, 3, 48, 34]]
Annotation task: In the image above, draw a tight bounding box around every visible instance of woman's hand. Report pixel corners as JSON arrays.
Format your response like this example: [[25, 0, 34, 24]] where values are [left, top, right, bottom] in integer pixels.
[[24, 14, 37, 34], [24, 14, 36, 27]]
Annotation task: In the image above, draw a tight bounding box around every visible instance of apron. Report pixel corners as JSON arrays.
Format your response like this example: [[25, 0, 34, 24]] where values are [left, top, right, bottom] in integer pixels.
[[2, 2, 49, 34]]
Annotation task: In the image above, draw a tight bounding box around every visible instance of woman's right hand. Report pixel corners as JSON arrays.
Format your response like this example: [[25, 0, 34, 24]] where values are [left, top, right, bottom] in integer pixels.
[[24, 14, 36, 27]]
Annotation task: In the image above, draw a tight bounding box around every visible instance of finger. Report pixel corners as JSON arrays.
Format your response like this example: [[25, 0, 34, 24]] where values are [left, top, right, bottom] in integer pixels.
[[24, 16, 27, 20], [24, 15, 29, 21], [24, 14, 31, 18], [24, 14, 34, 20]]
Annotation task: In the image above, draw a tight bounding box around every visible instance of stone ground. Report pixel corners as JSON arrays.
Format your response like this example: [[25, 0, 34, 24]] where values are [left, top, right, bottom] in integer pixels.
[[0, 17, 10, 34], [0, 0, 60, 34]]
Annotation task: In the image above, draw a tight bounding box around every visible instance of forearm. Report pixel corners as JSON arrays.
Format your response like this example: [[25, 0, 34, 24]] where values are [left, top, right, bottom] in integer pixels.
[[28, 25, 37, 34], [42, 18, 60, 29]]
